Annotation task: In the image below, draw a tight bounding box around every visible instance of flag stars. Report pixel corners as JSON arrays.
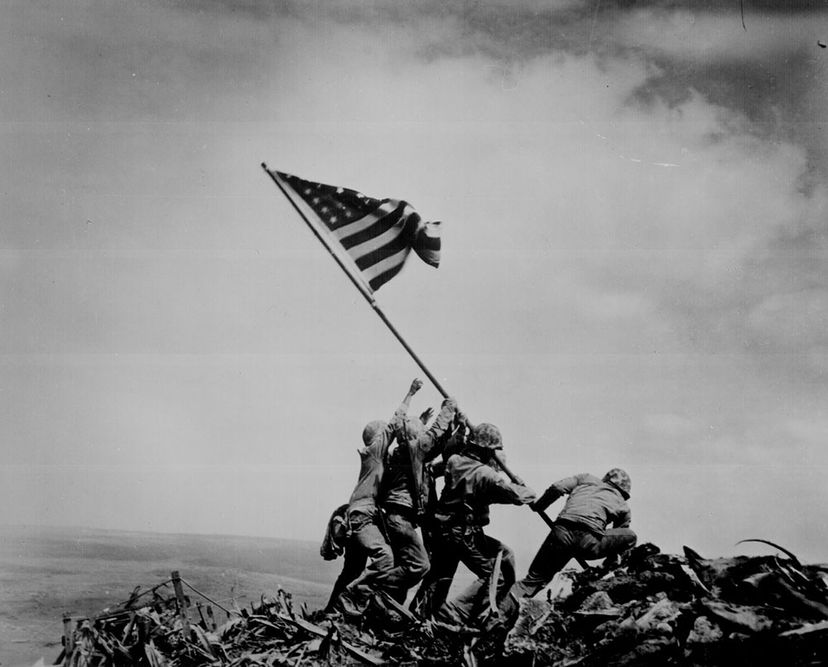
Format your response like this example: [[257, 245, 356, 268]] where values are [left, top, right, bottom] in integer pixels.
[[277, 172, 441, 291]]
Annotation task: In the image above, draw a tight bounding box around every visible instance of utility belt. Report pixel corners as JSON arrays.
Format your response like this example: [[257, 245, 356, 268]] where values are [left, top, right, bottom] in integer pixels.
[[433, 511, 488, 528], [556, 518, 604, 539]]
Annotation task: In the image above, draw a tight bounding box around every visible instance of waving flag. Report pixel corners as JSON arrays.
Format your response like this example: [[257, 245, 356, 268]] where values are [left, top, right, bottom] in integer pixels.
[[267, 169, 441, 292]]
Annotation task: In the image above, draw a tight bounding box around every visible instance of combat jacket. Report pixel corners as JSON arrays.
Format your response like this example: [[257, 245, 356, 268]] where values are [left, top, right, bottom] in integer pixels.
[[347, 406, 408, 516], [381, 398, 457, 517], [435, 453, 536, 526], [535, 473, 631, 536]]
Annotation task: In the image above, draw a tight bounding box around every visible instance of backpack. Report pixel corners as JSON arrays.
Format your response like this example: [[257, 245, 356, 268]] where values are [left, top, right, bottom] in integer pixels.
[[320, 503, 350, 561]]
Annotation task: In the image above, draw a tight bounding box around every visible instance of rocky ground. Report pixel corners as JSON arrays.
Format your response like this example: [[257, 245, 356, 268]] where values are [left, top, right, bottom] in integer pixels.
[[54, 542, 828, 666]]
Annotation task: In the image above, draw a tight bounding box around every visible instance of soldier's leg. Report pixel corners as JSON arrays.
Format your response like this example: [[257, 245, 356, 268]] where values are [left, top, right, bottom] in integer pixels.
[[511, 524, 577, 599], [437, 527, 505, 625], [411, 526, 460, 618], [384, 511, 430, 603], [339, 513, 394, 613], [578, 527, 637, 561], [324, 541, 368, 612]]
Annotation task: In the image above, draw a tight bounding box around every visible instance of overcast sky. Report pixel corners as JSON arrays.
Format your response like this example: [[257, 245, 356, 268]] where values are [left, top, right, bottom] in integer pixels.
[[2, 0, 827, 568]]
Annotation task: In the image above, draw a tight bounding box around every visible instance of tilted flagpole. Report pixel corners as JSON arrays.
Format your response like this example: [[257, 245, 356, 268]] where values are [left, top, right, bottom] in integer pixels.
[[261, 163, 449, 398], [262, 163, 561, 535]]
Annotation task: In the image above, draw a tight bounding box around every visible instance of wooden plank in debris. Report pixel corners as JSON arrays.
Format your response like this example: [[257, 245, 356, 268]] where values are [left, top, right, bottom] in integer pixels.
[[699, 600, 773, 634], [488, 550, 504, 617], [62, 614, 74, 666], [779, 620, 828, 637], [170, 570, 191, 636], [378, 590, 419, 624], [772, 577, 828, 620], [276, 612, 384, 665]]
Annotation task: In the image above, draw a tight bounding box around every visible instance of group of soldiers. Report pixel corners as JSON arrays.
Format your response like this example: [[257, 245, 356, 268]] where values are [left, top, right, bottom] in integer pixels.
[[320, 378, 638, 628]]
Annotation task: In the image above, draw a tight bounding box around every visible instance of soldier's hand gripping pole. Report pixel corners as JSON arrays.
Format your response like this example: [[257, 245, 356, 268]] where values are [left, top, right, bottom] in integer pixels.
[[494, 450, 591, 570], [458, 413, 555, 528], [492, 451, 557, 531]]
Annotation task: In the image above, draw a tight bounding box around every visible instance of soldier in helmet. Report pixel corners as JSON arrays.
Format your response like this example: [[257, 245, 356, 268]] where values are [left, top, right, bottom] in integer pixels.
[[379, 393, 458, 603], [330, 379, 424, 616], [411, 421, 536, 625], [509, 468, 637, 600]]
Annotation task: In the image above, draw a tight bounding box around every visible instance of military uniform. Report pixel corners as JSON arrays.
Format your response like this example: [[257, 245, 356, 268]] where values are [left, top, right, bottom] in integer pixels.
[[380, 397, 457, 602], [413, 451, 535, 624], [511, 472, 637, 599]]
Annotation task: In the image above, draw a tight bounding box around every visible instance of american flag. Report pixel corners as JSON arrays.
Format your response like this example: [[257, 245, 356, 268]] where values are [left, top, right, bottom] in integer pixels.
[[268, 169, 441, 292]]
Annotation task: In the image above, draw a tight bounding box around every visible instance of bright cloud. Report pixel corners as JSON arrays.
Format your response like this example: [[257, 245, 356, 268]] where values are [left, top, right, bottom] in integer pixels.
[[2, 0, 827, 562]]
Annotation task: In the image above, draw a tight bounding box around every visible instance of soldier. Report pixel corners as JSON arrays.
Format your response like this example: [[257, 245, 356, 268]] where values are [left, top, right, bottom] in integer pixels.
[[323, 404, 443, 614], [412, 422, 536, 625], [380, 393, 458, 603], [510, 468, 637, 599], [330, 379, 422, 616]]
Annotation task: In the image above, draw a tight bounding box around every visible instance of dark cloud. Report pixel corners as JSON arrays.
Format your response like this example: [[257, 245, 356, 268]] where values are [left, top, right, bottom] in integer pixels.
[[598, 0, 825, 12]]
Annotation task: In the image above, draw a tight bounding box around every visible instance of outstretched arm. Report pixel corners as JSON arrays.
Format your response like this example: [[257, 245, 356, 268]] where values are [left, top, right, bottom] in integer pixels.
[[530, 485, 562, 513], [391, 378, 423, 425], [530, 474, 585, 512], [475, 466, 537, 506], [402, 378, 423, 409], [414, 396, 458, 457]]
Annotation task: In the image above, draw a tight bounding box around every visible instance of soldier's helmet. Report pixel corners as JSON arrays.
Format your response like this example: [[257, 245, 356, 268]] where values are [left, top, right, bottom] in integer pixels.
[[469, 423, 503, 450], [362, 420, 387, 446], [603, 468, 631, 499]]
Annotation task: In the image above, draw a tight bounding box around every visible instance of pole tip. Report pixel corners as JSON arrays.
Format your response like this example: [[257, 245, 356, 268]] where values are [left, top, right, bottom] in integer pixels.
[[260, 162, 268, 170]]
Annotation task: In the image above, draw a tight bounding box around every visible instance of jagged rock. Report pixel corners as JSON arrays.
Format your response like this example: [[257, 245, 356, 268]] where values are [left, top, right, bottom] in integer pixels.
[[578, 591, 615, 612], [686, 615, 724, 644], [631, 597, 684, 633], [698, 600, 775, 634]]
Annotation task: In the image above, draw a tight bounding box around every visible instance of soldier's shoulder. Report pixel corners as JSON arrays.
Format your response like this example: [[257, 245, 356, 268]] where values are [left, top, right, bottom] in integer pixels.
[[446, 452, 469, 468]]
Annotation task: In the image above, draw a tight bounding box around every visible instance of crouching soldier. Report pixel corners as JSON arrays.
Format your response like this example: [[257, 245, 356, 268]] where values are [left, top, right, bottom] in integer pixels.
[[510, 468, 637, 599], [413, 423, 536, 625]]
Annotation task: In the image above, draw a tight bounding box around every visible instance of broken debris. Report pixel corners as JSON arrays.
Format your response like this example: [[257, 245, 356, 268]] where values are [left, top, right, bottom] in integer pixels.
[[54, 542, 828, 665]]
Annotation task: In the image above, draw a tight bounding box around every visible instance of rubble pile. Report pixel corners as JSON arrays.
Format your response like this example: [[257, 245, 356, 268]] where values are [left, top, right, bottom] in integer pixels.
[[504, 542, 828, 666], [55, 576, 470, 666], [54, 541, 828, 666], [56, 582, 403, 666]]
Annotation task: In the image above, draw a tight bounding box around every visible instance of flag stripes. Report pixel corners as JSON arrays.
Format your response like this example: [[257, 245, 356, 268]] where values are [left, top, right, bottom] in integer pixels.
[[340, 202, 406, 251], [269, 169, 441, 292]]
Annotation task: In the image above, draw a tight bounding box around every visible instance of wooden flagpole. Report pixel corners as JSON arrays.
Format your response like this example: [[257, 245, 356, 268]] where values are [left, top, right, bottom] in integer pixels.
[[262, 164, 562, 537], [261, 163, 449, 398]]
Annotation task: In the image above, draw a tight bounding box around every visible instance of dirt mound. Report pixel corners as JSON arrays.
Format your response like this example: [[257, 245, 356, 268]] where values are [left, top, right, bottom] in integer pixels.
[[54, 543, 828, 666]]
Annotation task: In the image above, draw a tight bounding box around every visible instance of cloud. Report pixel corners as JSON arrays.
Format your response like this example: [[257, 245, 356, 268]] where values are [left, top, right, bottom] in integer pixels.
[[4, 0, 828, 559], [784, 416, 828, 445], [615, 9, 827, 62], [748, 289, 828, 350], [7, 1, 825, 363], [644, 412, 699, 438]]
